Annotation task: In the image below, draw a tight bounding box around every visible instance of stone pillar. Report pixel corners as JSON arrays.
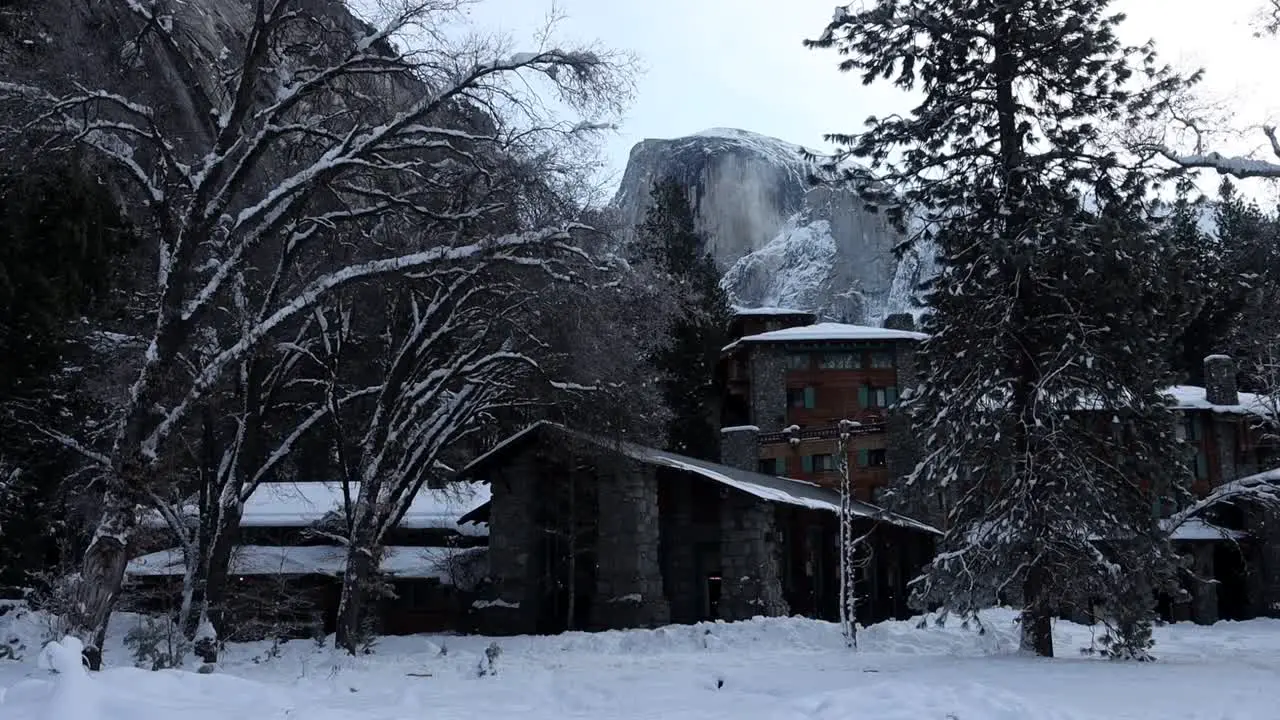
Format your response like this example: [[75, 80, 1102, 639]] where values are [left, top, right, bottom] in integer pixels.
[[475, 453, 539, 635], [882, 313, 916, 333], [720, 425, 760, 472], [1190, 543, 1219, 625], [1204, 354, 1239, 406], [591, 461, 670, 629], [661, 480, 701, 624], [1246, 507, 1280, 617], [748, 346, 787, 432], [718, 493, 788, 621]]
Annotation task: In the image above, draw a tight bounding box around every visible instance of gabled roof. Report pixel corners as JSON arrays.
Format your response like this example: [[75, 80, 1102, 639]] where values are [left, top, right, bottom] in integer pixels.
[[456, 421, 939, 535], [723, 322, 929, 352], [140, 481, 490, 536], [127, 544, 486, 582]]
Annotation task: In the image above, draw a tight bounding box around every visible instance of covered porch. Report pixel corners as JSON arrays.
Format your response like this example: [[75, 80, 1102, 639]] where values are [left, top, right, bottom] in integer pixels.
[[455, 421, 938, 635]]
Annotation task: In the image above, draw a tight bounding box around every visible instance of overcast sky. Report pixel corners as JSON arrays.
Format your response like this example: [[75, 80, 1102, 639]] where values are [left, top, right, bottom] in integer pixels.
[[459, 0, 1279, 197]]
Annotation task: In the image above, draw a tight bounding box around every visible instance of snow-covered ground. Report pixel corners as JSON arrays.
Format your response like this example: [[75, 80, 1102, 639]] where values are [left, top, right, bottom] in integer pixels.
[[2, 603, 1277, 720]]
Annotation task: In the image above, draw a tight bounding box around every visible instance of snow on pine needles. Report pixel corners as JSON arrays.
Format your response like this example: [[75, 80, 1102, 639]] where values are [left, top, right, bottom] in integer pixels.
[[2, 604, 1278, 720]]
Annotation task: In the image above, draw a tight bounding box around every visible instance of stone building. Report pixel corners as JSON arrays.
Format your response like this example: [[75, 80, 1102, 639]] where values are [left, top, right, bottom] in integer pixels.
[[456, 421, 937, 635], [719, 307, 1280, 626], [1155, 355, 1280, 624], [125, 481, 490, 639], [719, 309, 926, 504]]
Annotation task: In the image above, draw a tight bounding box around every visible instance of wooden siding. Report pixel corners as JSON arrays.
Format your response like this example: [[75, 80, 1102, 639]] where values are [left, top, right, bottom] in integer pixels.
[[758, 435, 891, 500], [781, 346, 903, 427], [784, 369, 900, 425]]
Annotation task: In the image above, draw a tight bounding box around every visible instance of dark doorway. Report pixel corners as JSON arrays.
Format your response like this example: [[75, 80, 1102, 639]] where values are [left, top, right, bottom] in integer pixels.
[[1215, 542, 1252, 621]]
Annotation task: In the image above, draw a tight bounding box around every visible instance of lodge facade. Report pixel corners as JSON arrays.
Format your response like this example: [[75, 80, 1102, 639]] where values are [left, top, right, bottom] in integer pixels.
[[121, 307, 1280, 638]]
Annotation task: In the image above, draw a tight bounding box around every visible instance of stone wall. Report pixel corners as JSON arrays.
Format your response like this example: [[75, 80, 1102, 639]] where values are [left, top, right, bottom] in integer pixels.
[[720, 426, 760, 472], [591, 461, 670, 629], [718, 492, 789, 620], [1190, 543, 1219, 625], [474, 452, 540, 635], [748, 346, 788, 432]]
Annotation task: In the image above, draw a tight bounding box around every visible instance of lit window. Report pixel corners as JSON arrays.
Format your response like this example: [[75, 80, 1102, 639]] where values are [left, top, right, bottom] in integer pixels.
[[870, 351, 894, 369]]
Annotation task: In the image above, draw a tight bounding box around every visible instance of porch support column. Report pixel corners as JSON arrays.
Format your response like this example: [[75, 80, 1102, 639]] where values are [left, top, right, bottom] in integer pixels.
[[591, 461, 670, 629]]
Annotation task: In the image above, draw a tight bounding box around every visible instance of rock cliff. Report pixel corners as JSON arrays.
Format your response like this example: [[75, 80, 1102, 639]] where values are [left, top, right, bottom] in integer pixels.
[[611, 128, 918, 323]]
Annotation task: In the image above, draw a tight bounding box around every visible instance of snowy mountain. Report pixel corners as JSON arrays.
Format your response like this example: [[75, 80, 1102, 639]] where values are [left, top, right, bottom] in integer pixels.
[[612, 128, 920, 322]]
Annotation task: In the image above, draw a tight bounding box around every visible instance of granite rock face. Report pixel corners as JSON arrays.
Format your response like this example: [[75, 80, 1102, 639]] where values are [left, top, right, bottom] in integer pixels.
[[612, 128, 929, 323]]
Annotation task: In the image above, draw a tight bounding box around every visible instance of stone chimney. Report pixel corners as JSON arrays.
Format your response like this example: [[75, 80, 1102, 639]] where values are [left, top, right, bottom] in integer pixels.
[[1204, 354, 1239, 406], [719, 425, 760, 472], [883, 313, 916, 332]]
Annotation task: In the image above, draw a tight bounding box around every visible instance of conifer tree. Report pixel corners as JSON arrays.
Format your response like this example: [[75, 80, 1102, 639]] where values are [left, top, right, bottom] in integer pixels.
[[809, 1, 1198, 657], [634, 178, 732, 460], [0, 154, 134, 586]]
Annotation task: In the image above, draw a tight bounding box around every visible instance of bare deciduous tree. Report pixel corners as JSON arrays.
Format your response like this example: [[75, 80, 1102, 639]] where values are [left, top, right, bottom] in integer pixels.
[[0, 0, 630, 665]]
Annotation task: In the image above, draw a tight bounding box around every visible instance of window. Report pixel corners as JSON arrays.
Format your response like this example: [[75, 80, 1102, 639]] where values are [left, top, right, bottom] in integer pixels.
[[785, 353, 811, 371], [819, 352, 858, 370], [869, 351, 894, 369], [1194, 449, 1209, 480], [802, 454, 837, 473], [758, 457, 786, 476], [787, 387, 816, 409], [868, 448, 887, 467], [1182, 414, 1200, 442], [858, 386, 899, 409]]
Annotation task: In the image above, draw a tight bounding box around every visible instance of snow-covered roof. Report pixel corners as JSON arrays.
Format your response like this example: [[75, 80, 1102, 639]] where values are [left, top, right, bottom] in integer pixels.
[[457, 421, 939, 536], [731, 306, 814, 317], [1163, 385, 1271, 416], [141, 482, 490, 536], [724, 322, 929, 351], [1160, 518, 1247, 542], [126, 544, 486, 583]]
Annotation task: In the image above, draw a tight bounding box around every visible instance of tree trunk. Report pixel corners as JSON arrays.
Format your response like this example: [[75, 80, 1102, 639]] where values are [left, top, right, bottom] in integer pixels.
[[1019, 562, 1054, 657], [566, 471, 577, 631], [182, 405, 219, 639], [335, 539, 379, 654], [67, 489, 136, 670], [194, 501, 243, 656]]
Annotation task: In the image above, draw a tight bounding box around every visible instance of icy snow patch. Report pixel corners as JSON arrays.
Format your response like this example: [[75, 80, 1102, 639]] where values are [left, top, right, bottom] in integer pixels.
[[722, 218, 836, 314]]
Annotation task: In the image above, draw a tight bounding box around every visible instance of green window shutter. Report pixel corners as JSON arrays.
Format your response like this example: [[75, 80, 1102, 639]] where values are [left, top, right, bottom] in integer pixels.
[[857, 386, 870, 409], [886, 386, 899, 406], [1195, 450, 1208, 479], [802, 455, 814, 473], [857, 449, 869, 467], [774, 458, 787, 475], [803, 386, 816, 409]]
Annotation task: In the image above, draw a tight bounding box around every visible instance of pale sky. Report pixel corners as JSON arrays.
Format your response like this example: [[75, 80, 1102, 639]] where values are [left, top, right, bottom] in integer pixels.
[[460, 0, 1280, 198]]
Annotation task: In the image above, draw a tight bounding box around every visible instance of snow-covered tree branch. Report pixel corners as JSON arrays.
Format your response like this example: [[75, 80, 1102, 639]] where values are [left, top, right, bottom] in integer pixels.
[[0, 0, 631, 665], [322, 265, 563, 652]]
